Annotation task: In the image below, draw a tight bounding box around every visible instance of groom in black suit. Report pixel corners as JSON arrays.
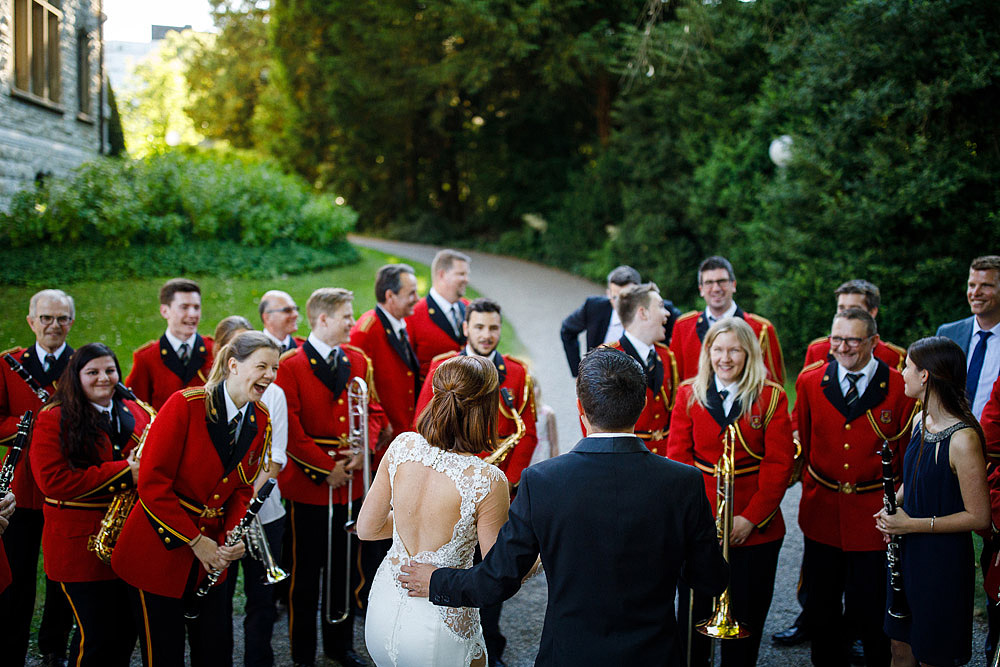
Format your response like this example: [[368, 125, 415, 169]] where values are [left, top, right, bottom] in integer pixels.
[[399, 347, 728, 665]]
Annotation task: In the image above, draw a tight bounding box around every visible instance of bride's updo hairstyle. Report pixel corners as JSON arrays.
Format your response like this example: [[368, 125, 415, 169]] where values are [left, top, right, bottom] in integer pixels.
[[416, 355, 499, 455]]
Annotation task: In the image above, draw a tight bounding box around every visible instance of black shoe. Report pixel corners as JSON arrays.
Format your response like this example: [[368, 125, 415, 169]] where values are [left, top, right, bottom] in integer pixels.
[[332, 649, 368, 667], [849, 639, 864, 666], [771, 624, 809, 646], [488, 659, 507, 667], [40, 654, 67, 667]]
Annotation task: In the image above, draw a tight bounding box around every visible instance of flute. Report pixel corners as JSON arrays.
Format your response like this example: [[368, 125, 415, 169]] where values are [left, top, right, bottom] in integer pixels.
[[880, 440, 910, 620]]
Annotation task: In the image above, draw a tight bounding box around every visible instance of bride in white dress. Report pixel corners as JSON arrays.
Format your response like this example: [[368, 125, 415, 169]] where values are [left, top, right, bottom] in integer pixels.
[[358, 355, 510, 667]]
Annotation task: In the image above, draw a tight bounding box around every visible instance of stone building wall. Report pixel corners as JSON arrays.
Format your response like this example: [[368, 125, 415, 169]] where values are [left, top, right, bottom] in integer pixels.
[[0, 0, 105, 209]]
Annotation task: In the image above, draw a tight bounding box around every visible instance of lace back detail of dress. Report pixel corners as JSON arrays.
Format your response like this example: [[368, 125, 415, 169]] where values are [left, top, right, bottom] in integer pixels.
[[384, 431, 505, 642]]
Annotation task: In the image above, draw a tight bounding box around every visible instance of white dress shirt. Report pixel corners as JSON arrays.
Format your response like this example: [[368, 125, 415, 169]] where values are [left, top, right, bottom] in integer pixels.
[[257, 383, 288, 524], [164, 330, 198, 355], [837, 355, 878, 401], [429, 287, 463, 334], [714, 376, 739, 416], [307, 333, 336, 363], [969, 319, 1000, 418], [705, 302, 738, 325], [602, 308, 624, 345], [377, 304, 409, 340], [36, 342, 67, 371], [623, 331, 653, 369], [263, 328, 294, 350]]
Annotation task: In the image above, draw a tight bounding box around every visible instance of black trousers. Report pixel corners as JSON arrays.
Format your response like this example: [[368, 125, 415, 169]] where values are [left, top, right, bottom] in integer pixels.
[[287, 500, 359, 665], [981, 539, 1000, 660], [802, 537, 889, 667], [226, 516, 284, 667], [127, 563, 232, 667], [0, 507, 73, 667], [61, 579, 137, 667], [679, 538, 783, 667]]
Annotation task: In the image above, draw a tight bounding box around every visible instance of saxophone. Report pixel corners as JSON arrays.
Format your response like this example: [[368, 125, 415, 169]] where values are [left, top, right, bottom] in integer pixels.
[[87, 384, 155, 565], [484, 388, 526, 466]]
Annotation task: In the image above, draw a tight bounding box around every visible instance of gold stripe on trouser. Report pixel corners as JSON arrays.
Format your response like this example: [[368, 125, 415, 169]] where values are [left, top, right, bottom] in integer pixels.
[[139, 589, 154, 667], [60, 582, 86, 667]]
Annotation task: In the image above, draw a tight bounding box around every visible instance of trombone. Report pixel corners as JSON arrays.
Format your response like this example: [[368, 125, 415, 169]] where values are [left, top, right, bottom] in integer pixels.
[[325, 377, 371, 624], [696, 424, 750, 648]]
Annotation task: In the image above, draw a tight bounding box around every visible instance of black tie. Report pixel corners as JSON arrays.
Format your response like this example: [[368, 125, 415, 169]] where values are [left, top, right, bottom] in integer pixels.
[[845, 373, 862, 406], [399, 328, 417, 368], [327, 349, 339, 371], [178, 343, 191, 366], [229, 413, 242, 448], [645, 349, 656, 372], [44, 353, 57, 373], [284, 339, 296, 354], [450, 304, 463, 336], [719, 389, 729, 403], [100, 409, 113, 431]]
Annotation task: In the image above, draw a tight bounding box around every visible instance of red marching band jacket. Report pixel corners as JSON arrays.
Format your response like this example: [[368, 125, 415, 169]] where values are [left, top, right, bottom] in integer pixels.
[[415, 350, 538, 486], [795, 359, 916, 552], [0, 345, 73, 511], [405, 296, 469, 381], [31, 399, 153, 581], [669, 309, 785, 386], [276, 342, 384, 507], [601, 339, 678, 457], [124, 334, 214, 411], [350, 308, 421, 435], [979, 374, 1000, 602], [111, 387, 269, 598], [667, 381, 795, 547]]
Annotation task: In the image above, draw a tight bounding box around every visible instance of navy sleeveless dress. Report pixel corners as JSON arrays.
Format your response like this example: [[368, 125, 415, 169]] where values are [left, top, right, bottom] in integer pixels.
[[885, 422, 974, 666]]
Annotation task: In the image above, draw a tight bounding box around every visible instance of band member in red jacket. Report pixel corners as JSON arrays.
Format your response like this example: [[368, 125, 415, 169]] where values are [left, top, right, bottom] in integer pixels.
[[31, 343, 154, 666], [795, 309, 916, 666], [277, 288, 382, 667], [125, 278, 214, 410], [112, 332, 277, 667], [600, 283, 678, 456], [801, 280, 906, 371], [670, 256, 785, 384], [667, 317, 794, 667], [406, 249, 471, 380], [0, 288, 75, 667]]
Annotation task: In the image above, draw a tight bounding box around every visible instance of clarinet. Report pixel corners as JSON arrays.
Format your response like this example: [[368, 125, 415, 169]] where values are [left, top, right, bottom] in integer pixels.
[[881, 440, 910, 620], [0, 411, 33, 496], [3, 354, 50, 403], [187, 479, 277, 613]]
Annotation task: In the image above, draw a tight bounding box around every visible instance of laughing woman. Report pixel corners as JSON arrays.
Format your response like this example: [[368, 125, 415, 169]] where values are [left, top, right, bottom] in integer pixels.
[[112, 331, 279, 667], [667, 317, 795, 667], [29, 343, 154, 666]]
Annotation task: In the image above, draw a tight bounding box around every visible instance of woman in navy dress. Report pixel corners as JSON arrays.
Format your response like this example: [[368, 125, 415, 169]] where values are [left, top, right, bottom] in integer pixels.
[[876, 336, 990, 666]]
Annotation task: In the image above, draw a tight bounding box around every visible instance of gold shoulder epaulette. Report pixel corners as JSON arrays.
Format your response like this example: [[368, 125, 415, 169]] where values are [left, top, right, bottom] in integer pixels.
[[799, 360, 825, 375], [504, 355, 530, 371], [341, 343, 371, 364], [884, 340, 906, 356], [181, 387, 206, 401], [806, 336, 827, 347], [679, 377, 697, 387], [745, 313, 775, 327], [254, 400, 271, 418], [0, 347, 20, 357], [39, 401, 61, 412], [279, 348, 298, 363], [598, 341, 622, 351], [763, 379, 785, 393], [431, 350, 460, 363], [654, 342, 670, 350], [677, 311, 700, 323], [356, 312, 375, 333], [135, 339, 158, 352]]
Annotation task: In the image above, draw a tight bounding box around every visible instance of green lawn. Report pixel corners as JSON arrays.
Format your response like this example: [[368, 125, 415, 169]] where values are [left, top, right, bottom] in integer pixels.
[[0, 246, 523, 376]]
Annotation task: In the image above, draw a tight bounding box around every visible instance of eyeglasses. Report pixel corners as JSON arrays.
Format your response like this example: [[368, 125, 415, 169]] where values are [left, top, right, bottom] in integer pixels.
[[830, 335, 872, 349], [265, 306, 298, 314], [701, 278, 732, 288], [36, 315, 72, 326]]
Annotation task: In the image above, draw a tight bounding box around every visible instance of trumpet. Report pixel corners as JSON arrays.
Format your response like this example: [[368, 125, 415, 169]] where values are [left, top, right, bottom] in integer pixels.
[[484, 388, 525, 466], [696, 424, 750, 641], [88, 384, 155, 565], [326, 376, 371, 625], [245, 514, 288, 584]]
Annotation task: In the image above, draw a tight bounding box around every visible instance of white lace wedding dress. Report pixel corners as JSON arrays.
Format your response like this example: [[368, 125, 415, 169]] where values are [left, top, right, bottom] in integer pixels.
[[365, 432, 506, 667]]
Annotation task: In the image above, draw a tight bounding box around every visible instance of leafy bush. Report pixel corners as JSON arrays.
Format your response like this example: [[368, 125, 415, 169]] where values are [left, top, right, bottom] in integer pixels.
[[0, 148, 358, 250]]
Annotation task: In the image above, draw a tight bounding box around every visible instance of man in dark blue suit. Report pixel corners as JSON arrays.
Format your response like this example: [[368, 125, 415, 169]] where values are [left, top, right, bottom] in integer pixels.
[[937, 254, 1000, 662], [560, 266, 681, 377], [399, 347, 728, 666]]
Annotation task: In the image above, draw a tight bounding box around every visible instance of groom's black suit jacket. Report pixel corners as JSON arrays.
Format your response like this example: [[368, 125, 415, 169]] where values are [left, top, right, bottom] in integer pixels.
[[429, 435, 728, 666]]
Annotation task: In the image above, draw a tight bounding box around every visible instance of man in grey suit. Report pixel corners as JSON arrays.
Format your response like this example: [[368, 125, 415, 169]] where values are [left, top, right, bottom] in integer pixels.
[[399, 347, 728, 666], [936, 255, 1000, 419]]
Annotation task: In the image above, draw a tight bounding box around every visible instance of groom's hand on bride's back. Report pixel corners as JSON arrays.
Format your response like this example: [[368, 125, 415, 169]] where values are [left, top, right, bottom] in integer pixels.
[[398, 562, 438, 597]]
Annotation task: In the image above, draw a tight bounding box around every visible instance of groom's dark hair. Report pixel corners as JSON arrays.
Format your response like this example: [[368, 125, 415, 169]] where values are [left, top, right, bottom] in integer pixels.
[[577, 347, 647, 431]]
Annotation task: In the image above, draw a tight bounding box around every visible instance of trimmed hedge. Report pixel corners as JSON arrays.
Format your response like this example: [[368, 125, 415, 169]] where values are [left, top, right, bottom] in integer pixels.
[[0, 148, 358, 249]]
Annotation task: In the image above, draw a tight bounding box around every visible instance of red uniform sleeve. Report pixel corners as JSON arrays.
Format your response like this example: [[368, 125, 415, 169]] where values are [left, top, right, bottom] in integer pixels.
[[0, 365, 17, 443], [125, 348, 153, 407], [501, 383, 538, 486], [137, 393, 201, 544], [29, 408, 132, 501], [740, 390, 794, 527], [666, 386, 696, 467], [761, 324, 786, 386], [414, 362, 438, 426], [983, 374, 1000, 463]]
